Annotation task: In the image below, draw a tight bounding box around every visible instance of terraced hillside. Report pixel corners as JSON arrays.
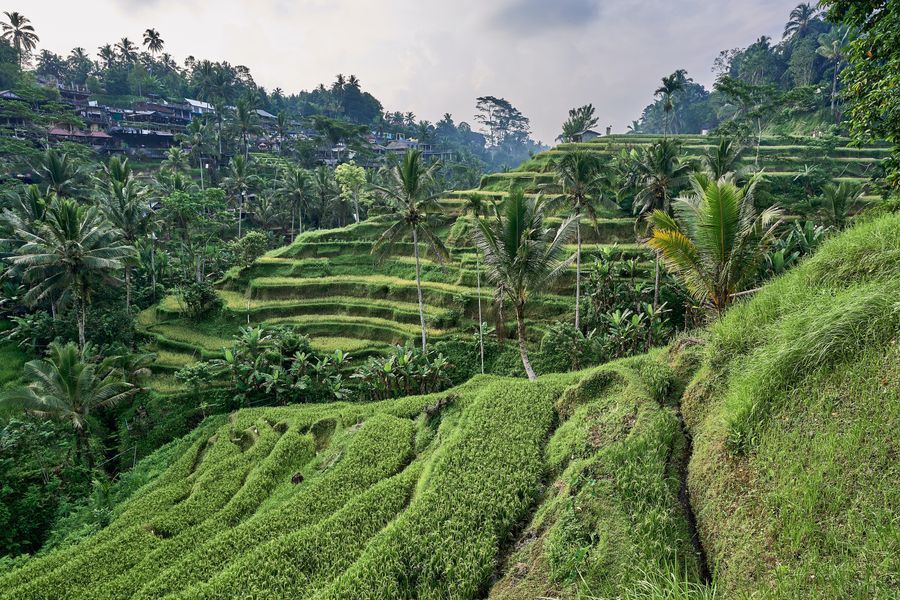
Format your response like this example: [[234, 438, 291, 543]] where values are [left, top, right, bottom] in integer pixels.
[[6, 212, 897, 598], [139, 134, 889, 381]]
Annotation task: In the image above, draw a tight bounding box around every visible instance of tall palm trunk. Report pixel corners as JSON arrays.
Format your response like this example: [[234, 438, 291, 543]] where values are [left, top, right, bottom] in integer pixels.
[[476, 249, 484, 374], [237, 192, 243, 238], [412, 227, 427, 352], [831, 62, 839, 118], [575, 213, 582, 331], [290, 204, 296, 242], [298, 206, 303, 235], [125, 265, 132, 314], [653, 251, 661, 310], [353, 191, 360, 224], [77, 292, 87, 350], [515, 301, 536, 381]]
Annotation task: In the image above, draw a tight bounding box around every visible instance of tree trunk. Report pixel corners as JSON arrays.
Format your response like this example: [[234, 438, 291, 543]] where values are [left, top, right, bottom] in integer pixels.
[[290, 204, 296, 242], [575, 215, 581, 331], [476, 250, 484, 375], [515, 301, 537, 381], [831, 64, 838, 118], [653, 251, 661, 310], [125, 265, 132, 315], [298, 207, 303, 235], [199, 154, 205, 190], [756, 117, 762, 167], [78, 294, 87, 350], [412, 227, 427, 352], [496, 298, 506, 347], [150, 236, 157, 303], [353, 191, 360, 224], [237, 193, 243, 238]]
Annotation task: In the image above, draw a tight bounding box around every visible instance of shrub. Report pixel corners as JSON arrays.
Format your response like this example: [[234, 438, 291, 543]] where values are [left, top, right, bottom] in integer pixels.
[[178, 281, 223, 321], [229, 231, 269, 270]]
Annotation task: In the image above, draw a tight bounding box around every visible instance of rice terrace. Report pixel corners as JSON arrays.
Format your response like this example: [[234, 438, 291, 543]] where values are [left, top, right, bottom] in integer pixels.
[[0, 1, 897, 598]]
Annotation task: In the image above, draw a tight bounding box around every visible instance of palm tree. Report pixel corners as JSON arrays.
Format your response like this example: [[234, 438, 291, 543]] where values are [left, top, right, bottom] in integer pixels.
[[817, 26, 850, 119], [0, 342, 135, 467], [33, 149, 83, 198], [817, 181, 864, 229], [549, 150, 609, 330], [1, 12, 39, 69], [475, 189, 576, 380], [234, 98, 259, 159], [277, 165, 312, 241], [703, 137, 744, 179], [783, 3, 819, 40], [97, 44, 116, 69], [654, 70, 687, 136], [629, 139, 693, 308], [372, 149, 448, 351], [99, 156, 150, 314], [223, 155, 257, 238], [464, 194, 488, 374], [8, 198, 133, 348], [142, 28, 164, 55], [276, 111, 289, 156], [647, 174, 782, 317], [115, 37, 138, 63]]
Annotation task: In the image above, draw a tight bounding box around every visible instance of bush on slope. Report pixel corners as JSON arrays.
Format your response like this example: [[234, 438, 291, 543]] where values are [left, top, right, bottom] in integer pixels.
[[682, 212, 900, 597]]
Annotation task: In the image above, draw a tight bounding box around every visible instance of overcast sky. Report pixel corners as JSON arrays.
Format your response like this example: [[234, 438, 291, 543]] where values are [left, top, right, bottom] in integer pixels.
[[17, 0, 800, 142]]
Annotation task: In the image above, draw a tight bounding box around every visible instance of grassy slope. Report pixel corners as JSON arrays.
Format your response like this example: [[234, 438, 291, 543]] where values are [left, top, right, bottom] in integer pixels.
[[7, 213, 895, 597], [682, 212, 899, 597]]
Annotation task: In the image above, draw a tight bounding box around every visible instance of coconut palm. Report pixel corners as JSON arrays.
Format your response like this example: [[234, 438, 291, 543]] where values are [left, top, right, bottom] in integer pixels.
[[464, 193, 488, 374], [629, 138, 693, 308], [549, 150, 609, 330], [97, 44, 116, 69], [276, 111, 289, 156], [223, 155, 257, 238], [1, 12, 39, 69], [99, 156, 151, 313], [817, 181, 864, 229], [817, 26, 850, 118], [654, 69, 687, 136], [142, 28, 164, 55], [647, 174, 782, 317], [372, 149, 449, 351], [277, 165, 313, 241], [33, 149, 83, 198], [476, 189, 576, 380], [8, 198, 132, 348], [0, 342, 135, 467], [234, 98, 259, 159], [115, 37, 138, 63], [703, 137, 744, 179], [783, 3, 819, 40]]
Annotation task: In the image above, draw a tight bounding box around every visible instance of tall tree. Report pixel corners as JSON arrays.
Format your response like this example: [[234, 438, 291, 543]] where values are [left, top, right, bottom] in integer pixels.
[[223, 155, 257, 238], [1, 11, 39, 69], [629, 139, 693, 308], [783, 3, 820, 40], [816, 25, 850, 119], [277, 165, 313, 241], [372, 149, 448, 351], [475, 189, 576, 380], [464, 194, 488, 374], [0, 342, 135, 468], [115, 37, 138, 63], [550, 150, 607, 330], [334, 161, 368, 223], [559, 104, 600, 142], [99, 156, 150, 314], [654, 70, 687, 136], [8, 198, 132, 348], [647, 173, 782, 317], [142, 28, 164, 55]]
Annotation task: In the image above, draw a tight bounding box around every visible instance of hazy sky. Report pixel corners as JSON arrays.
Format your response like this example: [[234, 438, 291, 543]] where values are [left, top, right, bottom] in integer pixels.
[[17, 0, 800, 142]]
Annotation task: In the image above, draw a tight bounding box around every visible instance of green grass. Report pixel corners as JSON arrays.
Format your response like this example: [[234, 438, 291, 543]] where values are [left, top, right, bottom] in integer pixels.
[[4, 214, 897, 598]]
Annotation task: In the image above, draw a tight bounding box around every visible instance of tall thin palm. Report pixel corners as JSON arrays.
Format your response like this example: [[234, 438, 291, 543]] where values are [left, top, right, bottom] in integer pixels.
[[277, 165, 312, 241], [115, 37, 138, 63], [8, 198, 132, 348], [647, 174, 782, 317], [142, 28, 164, 55], [550, 150, 608, 330], [817, 26, 850, 118], [234, 99, 259, 160], [0, 342, 135, 467], [476, 189, 576, 380], [99, 156, 151, 314], [372, 149, 448, 351], [465, 194, 487, 374], [654, 70, 687, 137], [630, 139, 693, 308], [783, 3, 819, 40], [1, 12, 39, 69], [223, 155, 257, 238]]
